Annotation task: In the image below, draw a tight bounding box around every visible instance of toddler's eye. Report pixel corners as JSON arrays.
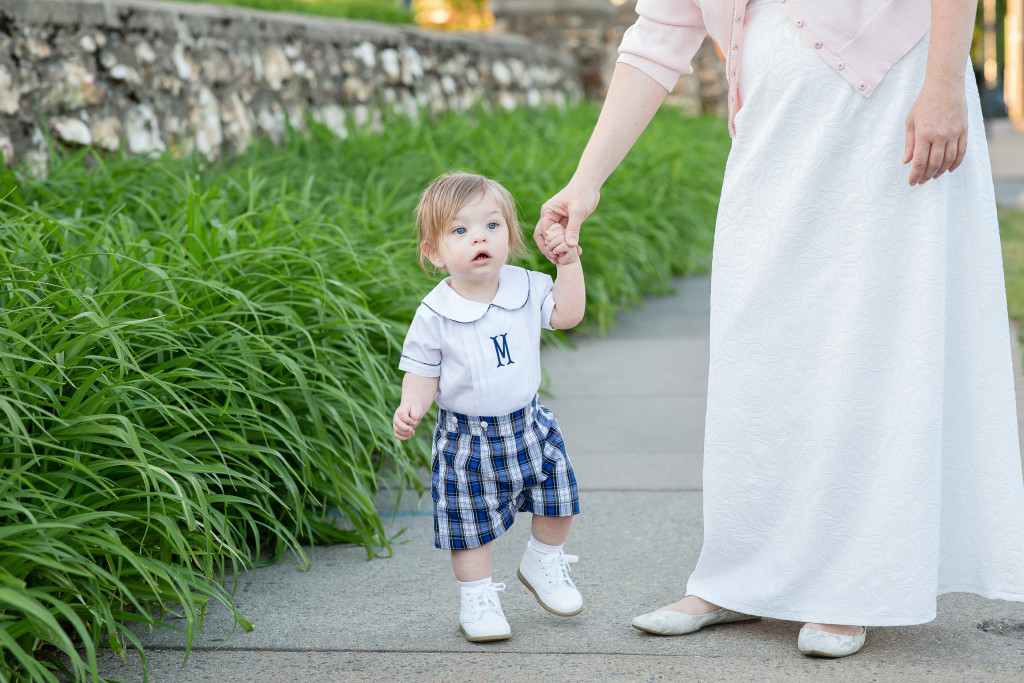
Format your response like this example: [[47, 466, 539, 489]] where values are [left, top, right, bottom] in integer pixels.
[[487, 222, 499, 230], [454, 227, 467, 235]]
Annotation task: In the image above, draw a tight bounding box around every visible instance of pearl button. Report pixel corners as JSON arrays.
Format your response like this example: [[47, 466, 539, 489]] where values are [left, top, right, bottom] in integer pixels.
[[837, 63, 845, 70], [814, 42, 822, 49], [480, 420, 488, 429], [731, 69, 737, 76], [733, 44, 739, 49], [736, 15, 743, 22], [858, 83, 867, 90], [796, 19, 804, 27]]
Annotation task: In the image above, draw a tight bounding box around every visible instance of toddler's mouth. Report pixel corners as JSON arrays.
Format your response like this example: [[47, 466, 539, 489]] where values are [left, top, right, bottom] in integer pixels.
[[473, 250, 490, 262]]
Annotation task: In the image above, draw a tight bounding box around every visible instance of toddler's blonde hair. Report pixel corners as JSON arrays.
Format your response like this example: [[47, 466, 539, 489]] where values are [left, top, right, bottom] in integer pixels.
[[416, 172, 529, 272]]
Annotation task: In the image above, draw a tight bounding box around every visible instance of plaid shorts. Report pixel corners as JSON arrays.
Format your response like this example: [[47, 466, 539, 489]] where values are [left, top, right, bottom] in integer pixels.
[[431, 396, 579, 550]]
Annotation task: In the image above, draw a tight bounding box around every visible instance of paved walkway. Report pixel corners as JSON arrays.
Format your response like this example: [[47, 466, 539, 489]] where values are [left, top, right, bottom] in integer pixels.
[[97, 272, 1024, 682], [989, 118, 1024, 210]]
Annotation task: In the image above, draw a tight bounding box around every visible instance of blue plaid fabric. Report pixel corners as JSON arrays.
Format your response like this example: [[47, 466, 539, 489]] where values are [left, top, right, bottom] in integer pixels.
[[431, 396, 579, 550]]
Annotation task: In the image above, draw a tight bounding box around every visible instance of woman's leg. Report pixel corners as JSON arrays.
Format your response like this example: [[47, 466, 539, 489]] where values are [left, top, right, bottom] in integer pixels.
[[661, 595, 722, 614], [803, 622, 864, 635]]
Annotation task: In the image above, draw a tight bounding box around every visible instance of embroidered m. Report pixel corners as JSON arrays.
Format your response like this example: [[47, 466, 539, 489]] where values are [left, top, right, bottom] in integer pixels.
[[491, 333, 514, 368]]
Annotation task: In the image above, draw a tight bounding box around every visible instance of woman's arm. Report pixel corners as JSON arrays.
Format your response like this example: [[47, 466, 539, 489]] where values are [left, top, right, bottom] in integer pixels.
[[566, 62, 670, 198], [534, 62, 670, 257], [903, 0, 978, 185]]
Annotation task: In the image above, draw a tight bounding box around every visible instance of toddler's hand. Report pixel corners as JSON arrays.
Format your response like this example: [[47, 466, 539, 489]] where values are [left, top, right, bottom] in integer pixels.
[[545, 225, 580, 265], [393, 404, 422, 440]]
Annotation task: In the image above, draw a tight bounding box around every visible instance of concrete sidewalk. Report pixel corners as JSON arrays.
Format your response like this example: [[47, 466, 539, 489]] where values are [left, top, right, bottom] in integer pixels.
[[96, 274, 1024, 682], [989, 118, 1024, 210]]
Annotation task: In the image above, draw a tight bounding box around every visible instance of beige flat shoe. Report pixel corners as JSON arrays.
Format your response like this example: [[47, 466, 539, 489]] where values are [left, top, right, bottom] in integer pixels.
[[797, 626, 867, 657], [631, 607, 760, 635]]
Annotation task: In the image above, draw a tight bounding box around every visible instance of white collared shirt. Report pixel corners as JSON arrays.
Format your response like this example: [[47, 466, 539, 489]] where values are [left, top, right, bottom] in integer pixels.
[[400, 265, 556, 416]]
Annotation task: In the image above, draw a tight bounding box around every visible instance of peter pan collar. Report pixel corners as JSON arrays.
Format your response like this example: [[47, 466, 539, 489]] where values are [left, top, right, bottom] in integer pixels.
[[422, 265, 530, 323]]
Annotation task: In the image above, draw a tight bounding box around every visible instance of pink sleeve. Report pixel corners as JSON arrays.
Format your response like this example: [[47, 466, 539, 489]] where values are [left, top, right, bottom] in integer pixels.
[[616, 0, 708, 92]]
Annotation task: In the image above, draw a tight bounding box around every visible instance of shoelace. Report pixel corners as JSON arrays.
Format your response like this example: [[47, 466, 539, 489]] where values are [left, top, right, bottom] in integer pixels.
[[466, 582, 506, 618], [540, 551, 578, 589]]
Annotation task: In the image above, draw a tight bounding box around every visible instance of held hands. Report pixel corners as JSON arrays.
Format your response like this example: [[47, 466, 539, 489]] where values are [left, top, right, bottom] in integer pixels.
[[544, 224, 580, 265], [534, 183, 600, 263], [393, 403, 423, 440], [904, 79, 968, 185]]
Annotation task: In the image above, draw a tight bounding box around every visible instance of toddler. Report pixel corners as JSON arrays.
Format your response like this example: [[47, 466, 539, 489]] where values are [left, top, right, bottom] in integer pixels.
[[393, 172, 585, 642]]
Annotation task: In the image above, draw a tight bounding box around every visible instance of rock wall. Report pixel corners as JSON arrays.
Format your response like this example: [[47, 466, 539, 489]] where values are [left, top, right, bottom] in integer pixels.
[[492, 0, 614, 98], [492, 0, 729, 115], [0, 0, 582, 171]]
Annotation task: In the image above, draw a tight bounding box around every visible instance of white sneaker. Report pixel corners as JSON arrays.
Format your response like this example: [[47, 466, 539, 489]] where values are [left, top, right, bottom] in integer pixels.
[[459, 582, 511, 642], [517, 546, 584, 616]]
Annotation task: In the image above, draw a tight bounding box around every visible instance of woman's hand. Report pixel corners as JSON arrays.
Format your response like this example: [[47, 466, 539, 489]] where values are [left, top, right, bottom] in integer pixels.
[[534, 183, 600, 262], [903, 80, 968, 186]]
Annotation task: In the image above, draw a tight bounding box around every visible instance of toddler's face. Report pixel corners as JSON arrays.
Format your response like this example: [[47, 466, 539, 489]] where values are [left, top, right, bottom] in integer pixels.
[[425, 193, 511, 285]]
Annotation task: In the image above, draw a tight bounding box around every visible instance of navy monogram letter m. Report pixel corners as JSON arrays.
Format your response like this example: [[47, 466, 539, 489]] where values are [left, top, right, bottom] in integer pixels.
[[491, 333, 514, 368]]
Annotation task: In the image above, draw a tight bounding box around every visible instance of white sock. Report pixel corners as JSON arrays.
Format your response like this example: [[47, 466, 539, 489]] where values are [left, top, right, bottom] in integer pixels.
[[528, 535, 563, 555], [458, 576, 492, 589]]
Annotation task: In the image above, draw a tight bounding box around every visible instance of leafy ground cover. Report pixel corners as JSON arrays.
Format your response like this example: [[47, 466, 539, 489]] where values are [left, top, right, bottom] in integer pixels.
[[0, 104, 729, 681], [156, 0, 415, 24]]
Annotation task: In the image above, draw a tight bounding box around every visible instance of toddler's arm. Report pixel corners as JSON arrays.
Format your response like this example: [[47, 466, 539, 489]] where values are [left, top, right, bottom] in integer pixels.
[[546, 224, 585, 330], [393, 372, 439, 440]]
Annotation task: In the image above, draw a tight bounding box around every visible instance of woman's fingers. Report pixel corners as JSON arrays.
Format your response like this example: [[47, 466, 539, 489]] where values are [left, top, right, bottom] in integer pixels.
[[910, 132, 964, 185], [948, 134, 968, 174], [903, 119, 916, 166], [535, 200, 569, 262], [537, 184, 598, 254], [925, 137, 947, 179], [932, 139, 958, 179], [909, 139, 930, 185], [909, 121, 948, 184], [908, 133, 951, 185], [564, 201, 590, 249], [904, 83, 968, 185], [533, 221, 548, 256], [533, 214, 551, 255]]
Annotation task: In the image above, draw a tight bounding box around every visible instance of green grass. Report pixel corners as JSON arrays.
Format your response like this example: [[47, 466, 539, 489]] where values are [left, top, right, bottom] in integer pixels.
[[154, 0, 415, 24], [0, 103, 730, 681], [1000, 210, 1024, 322]]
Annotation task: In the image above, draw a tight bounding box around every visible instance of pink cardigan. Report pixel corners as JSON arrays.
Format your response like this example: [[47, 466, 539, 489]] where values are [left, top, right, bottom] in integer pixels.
[[617, 0, 931, 135]]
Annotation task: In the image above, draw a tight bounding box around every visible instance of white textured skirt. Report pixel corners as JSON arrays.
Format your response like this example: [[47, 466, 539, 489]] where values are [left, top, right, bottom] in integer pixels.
[[686, 0, 1024, 625]]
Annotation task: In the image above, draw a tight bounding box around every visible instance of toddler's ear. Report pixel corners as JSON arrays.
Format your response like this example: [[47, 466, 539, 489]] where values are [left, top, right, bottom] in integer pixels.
[[421, 241, 445, 270]]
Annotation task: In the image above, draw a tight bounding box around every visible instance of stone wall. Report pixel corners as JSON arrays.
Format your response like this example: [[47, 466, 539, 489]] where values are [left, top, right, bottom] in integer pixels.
[[492, 0, 728, 115], [0, 0, 582, 171], [492, 0, 614, 98]]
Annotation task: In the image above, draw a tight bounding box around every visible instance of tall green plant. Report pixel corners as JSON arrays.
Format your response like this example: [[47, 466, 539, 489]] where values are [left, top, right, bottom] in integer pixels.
[[0, 104, 729, 681], [152, 0, 415, 24]]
